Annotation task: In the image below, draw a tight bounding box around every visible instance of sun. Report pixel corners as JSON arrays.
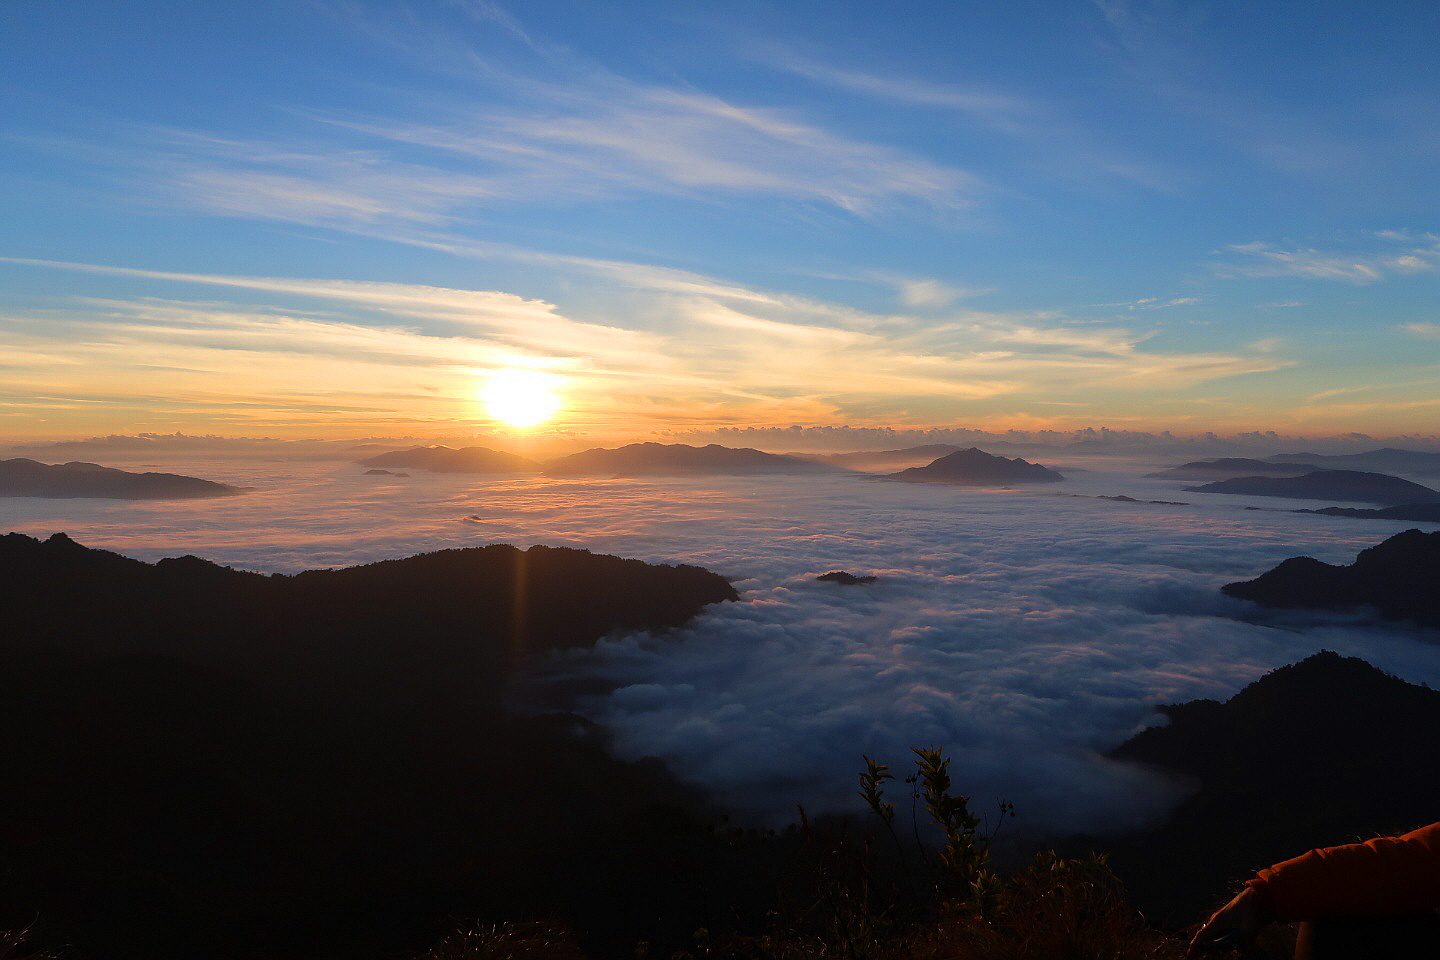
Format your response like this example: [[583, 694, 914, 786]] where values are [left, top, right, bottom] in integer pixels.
[[481, 368, 564, 428]]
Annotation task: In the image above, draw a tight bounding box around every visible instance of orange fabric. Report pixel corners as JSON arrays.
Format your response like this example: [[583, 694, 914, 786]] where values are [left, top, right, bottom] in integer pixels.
[[1247, 821, 1440, 923]]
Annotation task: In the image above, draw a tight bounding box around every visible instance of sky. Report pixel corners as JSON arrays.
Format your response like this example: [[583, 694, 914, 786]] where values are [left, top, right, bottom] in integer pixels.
[[3, 0, 1439, 442]]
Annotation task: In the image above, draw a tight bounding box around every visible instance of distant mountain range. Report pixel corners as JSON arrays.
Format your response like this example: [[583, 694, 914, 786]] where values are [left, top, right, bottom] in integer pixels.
[[799, 444, 965, 470], [885, 447, 1064, 484], [543, 442, 843, 476], [1221, 527, 1440, 627], [0, 457, 240, 499], [1295, 502, 1440, 522], [1145, 457, 1318, 480], [357, 444, 539, 473], [1184, 469, 1440, 505], [1269, 447, 1440, 478], [355, 442, 845, 477], [1100, 651, 1440, 924]]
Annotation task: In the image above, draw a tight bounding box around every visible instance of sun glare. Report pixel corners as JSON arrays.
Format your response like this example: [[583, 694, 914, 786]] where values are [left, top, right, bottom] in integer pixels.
[[481, 368, 564, 428]]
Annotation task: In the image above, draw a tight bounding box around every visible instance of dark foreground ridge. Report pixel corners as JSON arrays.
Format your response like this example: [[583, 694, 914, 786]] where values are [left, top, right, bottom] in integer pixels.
[[1184, 469, 1440, 505], [0, 532, 738, 696], [0, 457, 240, 499], [885, 447, 1064, 484], [0, 533, 739, 960], [1221, 528, 1440, 628], [1097, 651, 1440, 924]]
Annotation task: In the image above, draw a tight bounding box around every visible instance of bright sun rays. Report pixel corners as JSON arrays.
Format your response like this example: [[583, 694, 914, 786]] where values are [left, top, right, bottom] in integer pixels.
[[480, 368, 565, 428]]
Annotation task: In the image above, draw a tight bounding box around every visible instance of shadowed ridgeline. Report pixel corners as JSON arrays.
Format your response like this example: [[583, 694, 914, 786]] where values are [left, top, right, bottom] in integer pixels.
[[1222, 528, 1440, 628], [1094, 651, 1440, 926], [0, 533, 741, 960], [0, 458, 240, 499]]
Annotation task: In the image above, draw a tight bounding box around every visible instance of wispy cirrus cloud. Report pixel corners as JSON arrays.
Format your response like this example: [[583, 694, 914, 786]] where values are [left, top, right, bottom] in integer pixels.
[[319, 84, 984, 217], [760, 48, 1181, 192], [143, 70, 985, 232], [760, 50, 1034, 120], [0, 255, 657, 365], [1217, 233, 1440, 282], [1, 256, 1290, 436]]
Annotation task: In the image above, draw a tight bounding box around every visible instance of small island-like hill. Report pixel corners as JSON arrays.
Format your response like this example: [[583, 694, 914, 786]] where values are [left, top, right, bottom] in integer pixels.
[[0, 458, 240, 499], [1184, 469, 1440, 505], [885, 447, 1064, 484], [357, 444, 540, 473], [542, 442, 845, 476], [1296, 503, 1440, 522]]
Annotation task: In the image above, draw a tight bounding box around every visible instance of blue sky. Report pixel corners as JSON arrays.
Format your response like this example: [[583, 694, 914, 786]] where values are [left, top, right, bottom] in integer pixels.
[[2, 0, 1438, 441]]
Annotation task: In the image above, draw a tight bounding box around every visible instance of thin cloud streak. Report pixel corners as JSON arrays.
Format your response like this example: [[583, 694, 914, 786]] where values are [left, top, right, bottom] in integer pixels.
[[760, 48, 1182, 193], [312, 83, 985, 217], [1219, 235, 1440, 282], [0, 256, 1291, 436]]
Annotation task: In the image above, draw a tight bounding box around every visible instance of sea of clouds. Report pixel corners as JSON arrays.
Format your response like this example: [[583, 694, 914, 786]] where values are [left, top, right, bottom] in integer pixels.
[[5, 452, 1439, 838]]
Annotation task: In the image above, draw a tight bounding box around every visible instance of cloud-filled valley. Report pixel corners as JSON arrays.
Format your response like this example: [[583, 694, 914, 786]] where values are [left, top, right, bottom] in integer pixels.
[[7, 453, 1439, 839]]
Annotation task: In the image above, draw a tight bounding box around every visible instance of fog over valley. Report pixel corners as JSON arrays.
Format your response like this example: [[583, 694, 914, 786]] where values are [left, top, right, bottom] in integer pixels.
[[8, 449, 1438, 838]]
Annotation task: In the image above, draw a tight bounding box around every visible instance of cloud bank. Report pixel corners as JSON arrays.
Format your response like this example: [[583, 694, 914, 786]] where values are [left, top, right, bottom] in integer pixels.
[[6, 457, 1438, 839]]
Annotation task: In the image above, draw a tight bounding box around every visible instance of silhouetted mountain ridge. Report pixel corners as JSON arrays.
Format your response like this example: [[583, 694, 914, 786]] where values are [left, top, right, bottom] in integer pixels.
[[0, 458, 240, 499], [885, 447, 1064, 484], [0, 532, 738, 692], [1184, 469, 1440, 505], [0, 532, 745, 959], [798, 444, 964, 470], [1296, 503, 1440, 522], [1269, 447, 1440, 478], [1096, 651, 1440, 925], [1220, 528, 1440, 627]]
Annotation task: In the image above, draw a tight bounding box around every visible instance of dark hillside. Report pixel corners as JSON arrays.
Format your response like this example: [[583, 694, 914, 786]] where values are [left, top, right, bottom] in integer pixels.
[[0, 533, 743, 959], [1097, 652, 1440, 924], [1222, 528, 1440, 628], [0, 532, 736, 698]]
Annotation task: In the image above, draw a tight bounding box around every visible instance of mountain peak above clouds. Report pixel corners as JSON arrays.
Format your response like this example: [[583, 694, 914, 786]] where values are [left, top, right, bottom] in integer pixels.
[[885, 447, 1064, 484], [1222, 528, 1440, 627]]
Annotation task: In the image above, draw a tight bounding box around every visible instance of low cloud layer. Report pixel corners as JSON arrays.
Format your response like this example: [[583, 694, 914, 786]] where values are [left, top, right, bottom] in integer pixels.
[[7, 457, 1439, 837]]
